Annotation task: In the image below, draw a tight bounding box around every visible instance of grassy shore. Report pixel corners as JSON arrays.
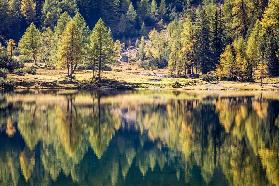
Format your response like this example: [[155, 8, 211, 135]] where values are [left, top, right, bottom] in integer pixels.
[[5, 62, 279, 91]]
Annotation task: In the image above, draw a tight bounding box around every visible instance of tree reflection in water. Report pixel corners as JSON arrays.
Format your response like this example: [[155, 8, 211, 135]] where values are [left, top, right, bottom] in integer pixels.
[[0, 91, 278, 186]]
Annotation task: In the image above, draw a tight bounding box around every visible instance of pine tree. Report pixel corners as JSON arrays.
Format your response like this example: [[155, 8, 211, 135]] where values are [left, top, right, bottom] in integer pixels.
[[126, 3, 137, 22], [138, 36, 145, 61], [159, 0, 167, 19], [73, 12, 90, 65], [181, 17, 196, 76], [89, 19, 114, 80], [19, 23, 41, 65], [50, 12, 71, 67], [57, 19, 82, 78], [216, 44, 235, 80], [230, 0, 253, 38], [260, 0, 279, 76], [20, 0, 36, 22], [151, 0, 158, 16], [38, 28, 53, 65], [233, 37, 249, 81], [194, 7, 212, 74], [246, 20, 263, 80], [167, 20, 183, 76]]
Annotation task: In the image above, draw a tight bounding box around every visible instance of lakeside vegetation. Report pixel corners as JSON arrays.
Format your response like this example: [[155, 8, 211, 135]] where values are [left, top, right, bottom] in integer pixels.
[[0, 0, 278, 90]]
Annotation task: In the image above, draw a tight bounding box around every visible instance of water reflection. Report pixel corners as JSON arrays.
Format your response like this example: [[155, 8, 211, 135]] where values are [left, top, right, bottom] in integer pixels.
[[0, 91, 278, 186]]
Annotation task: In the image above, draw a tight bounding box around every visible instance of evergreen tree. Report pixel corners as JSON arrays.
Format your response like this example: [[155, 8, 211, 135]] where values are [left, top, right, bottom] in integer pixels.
[[181, 17, 196, 76], [138, 36, 145, 61], [159, 0, 167, 19], [42, 0, 78, 28], [151, 0, 158, 16], [57, 19, 82, 78], [38, 28, 53, 65], [260, 0, 279, 76], [50, 12, 71, 67], [167, 20, 183, 76], [246, 20, 263, 80], [73, 12, 90, 65], [19, 23, 41, 65], [216, 44, 235, 80], [126, 3, 137, 22], [89, 19, 114, 80], [20, 0, 36, 22]]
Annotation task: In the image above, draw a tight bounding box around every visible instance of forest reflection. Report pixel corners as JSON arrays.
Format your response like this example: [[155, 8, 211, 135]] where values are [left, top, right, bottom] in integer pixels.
[[0, 91, 278, 186]]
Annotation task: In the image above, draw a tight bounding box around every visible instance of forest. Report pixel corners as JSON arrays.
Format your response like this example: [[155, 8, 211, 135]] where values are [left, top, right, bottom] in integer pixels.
[[0, 0, 278, 89]]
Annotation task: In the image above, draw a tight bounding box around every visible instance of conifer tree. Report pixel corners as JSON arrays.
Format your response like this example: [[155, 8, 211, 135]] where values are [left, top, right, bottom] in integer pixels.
[[167, 20, 183, 76], [246, 20, 263, 79], [19, 23, 41, 65], [73, 12, 90, 65], [38, 28, 53, 65], [57, 19, 82, 78], [159, 0, 167, 19], [181, 17, 196, 76], [89, 19, 114, 80], [260, 0, 279, 76], [126, 3, 137, 22], [151, 0, 158, 16], [216, 44, 235, 80], [20, 0, 36, 22]]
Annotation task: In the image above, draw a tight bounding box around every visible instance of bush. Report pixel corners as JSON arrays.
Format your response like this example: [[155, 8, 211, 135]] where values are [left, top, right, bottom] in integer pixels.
[[202, 72, 218, 83], [0, 68, 8, 78], [0, 56, 23, 72], [23, 66, 37, 75], [14, 69, 25, 76]]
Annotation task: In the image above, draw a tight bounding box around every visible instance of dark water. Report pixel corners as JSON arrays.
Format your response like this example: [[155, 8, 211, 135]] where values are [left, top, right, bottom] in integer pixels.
[[0, 90, 279, 186]]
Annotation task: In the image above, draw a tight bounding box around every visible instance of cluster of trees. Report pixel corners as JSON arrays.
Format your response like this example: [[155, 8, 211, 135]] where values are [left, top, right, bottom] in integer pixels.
[[138, 0, 279, 81], [0, 0, 185, 41], [17, 13, 119, 79]]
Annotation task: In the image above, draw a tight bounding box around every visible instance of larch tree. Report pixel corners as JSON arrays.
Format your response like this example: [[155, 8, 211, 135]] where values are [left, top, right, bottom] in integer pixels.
[[73, 12, 90, 65], [20, 0, 36, 22], [260, 0, 279, 76], [18, 23, 41, 65], [89, 19, 114, 80], [216, 44, 235, 80], [38, 28, 54, 66], [7, 39, 16, 58], [167, 20, 183, 77], [159, 0, 167, 19], [181, 17, 196, 76], [57, 19, 82, 78], [151, 0, 158, 16]]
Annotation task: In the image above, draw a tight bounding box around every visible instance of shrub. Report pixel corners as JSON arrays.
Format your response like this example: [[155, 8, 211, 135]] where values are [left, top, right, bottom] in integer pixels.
[[0, 56, 23, 72], [0, 68, 8, 78], [14, 68, 25, 76], [23, 66, 37, 75], [202, 72, 218, 83]]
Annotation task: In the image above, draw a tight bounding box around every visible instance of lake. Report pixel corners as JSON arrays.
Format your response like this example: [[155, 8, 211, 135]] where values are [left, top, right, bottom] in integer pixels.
[[0, 90, 278, 186]]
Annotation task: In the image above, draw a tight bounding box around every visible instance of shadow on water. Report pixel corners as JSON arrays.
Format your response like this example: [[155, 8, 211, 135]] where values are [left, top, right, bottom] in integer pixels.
[[0, 90, 278, 186]]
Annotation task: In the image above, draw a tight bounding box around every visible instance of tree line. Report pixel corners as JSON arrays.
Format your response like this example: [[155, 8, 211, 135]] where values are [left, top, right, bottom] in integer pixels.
[[137, 0, 279, 82], [16, 12, 120, 79], [0, 0, 183, 41]]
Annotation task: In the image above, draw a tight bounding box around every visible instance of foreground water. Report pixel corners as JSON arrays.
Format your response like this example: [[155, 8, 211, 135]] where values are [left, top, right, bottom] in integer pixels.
[[0, 90, 278, 186]]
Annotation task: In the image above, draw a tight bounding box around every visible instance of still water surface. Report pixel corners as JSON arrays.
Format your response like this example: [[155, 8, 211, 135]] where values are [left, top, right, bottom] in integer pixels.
[[0, 90, 279, 186]]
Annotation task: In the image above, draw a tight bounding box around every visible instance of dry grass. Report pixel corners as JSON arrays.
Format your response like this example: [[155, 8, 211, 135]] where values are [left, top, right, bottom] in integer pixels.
[[6, 62, 279, 90]]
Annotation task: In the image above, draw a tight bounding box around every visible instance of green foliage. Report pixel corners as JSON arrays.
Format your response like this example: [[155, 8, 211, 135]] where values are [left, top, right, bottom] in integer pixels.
[[18, 23, 41, 65], [0, 68, 8, 78], [57, 19, 83, 78], [88, 19, 114, 80]]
